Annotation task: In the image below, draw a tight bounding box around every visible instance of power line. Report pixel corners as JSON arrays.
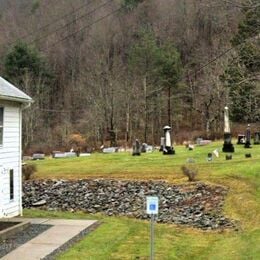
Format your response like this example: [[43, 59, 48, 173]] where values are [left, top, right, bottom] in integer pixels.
[[189, 29, 259, 78], [54, 4, 259, 98], [64, 3, 259, 76], [44, 5, 124, 50], [45, 2, 259, 81], [8, 0, 96, 45], [5, 1, 257, 113], [30, 0, 114, 45], [39, 30, 258, 113]]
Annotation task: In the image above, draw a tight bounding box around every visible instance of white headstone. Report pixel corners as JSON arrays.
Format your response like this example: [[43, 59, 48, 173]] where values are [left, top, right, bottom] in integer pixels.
[[224, 106, 230, 133], [213, 149, 219, 158], [163, 126, 172, 147]]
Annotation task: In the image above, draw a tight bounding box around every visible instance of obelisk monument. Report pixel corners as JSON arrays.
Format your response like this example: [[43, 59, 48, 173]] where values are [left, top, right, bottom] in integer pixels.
[[222, 106, 235, 152], [163, 126, 175, 155]]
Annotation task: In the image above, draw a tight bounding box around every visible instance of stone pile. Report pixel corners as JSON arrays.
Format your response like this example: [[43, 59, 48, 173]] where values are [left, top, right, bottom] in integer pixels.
[[23, 179, 235, 230]]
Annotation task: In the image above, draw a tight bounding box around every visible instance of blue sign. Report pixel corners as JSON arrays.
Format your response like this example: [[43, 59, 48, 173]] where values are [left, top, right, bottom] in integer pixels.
[[149, 204, 156, 211], [146, 196, 159, 214]]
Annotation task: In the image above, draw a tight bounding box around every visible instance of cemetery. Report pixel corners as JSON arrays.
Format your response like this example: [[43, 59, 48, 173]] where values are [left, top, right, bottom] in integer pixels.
[[0, 88, 259, 258], [0, 101, 258, 258], [17, 138, 260, 259], [0, 1, 259, 258]]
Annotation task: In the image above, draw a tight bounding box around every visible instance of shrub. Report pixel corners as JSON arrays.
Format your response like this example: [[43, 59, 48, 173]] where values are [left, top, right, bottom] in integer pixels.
[[67, 133, 87, 153], [22, 164, 37, 180], [181, 165, 198, 182]]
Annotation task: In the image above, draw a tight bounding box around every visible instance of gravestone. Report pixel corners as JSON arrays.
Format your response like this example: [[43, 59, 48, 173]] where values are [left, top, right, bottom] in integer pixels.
[[188, 144, 194, 150], [79, 153, 91, 157], [141, 143, 148, 153], [53, 152, 66, 158], [254, 132, 260, 145], [132, 139, 141, 156], [103, 147, 117, 153], [64, 152, 77, 158], [196, 138, 203, 145], [159, 137, 165, 152], [226, 154, 232, 160], [237, 134, 246, 144], [222, 106, 235, 153], [32, 153, 45, 160], [52, 151, 77, 158], [213, 149, 219, 158], [207, 153, 213, 161], [146, 145, 153, 153], [196, 138, 211, 146], [163, 126, 175, 155], [244, 124, 252, 148]]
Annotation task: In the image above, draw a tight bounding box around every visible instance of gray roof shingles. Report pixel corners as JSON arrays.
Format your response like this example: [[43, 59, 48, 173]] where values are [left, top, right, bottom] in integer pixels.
[[0, 76, 32, 103]]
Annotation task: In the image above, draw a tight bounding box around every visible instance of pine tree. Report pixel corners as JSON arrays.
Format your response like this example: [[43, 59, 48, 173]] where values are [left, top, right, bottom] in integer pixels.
[[223, 1, 260, 122]]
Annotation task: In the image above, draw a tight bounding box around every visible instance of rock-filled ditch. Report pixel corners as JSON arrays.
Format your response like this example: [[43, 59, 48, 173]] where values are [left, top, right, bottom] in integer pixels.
[[23, 179, 235, 230]]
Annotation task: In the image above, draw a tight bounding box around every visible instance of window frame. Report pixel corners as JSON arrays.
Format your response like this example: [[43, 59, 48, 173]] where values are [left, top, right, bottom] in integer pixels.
[[0, 107, 4, 147], [10, 169, 14, 201]]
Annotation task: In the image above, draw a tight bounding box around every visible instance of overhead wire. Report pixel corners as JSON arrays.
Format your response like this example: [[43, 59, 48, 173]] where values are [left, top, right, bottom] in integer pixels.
[[30, 0, 114, 45], [8, 0, 96, 46], [179, 19, 260, 78], [36, 26, 259, 112], [38, 1, 260, 111], [42, 5, 124, 50], [3, 0, 258, 113]]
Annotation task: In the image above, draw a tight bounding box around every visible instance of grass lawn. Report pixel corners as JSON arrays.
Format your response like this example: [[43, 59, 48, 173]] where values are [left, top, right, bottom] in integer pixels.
[[26, 141, 260, 259]]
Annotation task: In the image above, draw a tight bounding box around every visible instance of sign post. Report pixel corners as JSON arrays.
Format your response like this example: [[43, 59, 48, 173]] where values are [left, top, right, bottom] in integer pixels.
[[146, 196, 159, 260]]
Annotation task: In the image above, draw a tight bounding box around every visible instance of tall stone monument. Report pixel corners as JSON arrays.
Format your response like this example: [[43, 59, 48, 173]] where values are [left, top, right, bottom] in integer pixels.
[[222, 106, 234, 153], [163, 125, 175, 155], [244, 124, 252, 148]]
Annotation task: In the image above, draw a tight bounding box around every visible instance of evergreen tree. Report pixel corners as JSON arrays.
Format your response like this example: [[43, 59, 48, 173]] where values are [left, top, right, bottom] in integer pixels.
[[128, 29, 182, 139], [157, 42, 182, 125], [122, 0, 143, 10], [223, 1, 260, 122], [3, 41, 53, 148], [128, 29, 161, 142], [4, 42, 50, 88]]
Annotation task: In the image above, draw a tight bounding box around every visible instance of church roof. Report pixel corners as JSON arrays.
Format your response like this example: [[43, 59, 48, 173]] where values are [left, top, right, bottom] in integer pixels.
[[0, 77, 32, 103]]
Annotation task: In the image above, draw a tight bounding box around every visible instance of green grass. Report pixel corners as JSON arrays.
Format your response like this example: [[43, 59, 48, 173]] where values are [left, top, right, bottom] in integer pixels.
[[26, 141, 260, 259], [24, 209, 260, 260], [33, 142, 260, 182]]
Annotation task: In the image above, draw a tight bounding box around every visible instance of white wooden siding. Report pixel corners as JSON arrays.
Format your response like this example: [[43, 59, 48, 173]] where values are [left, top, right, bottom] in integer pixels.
[[0, 100, 22, 218]]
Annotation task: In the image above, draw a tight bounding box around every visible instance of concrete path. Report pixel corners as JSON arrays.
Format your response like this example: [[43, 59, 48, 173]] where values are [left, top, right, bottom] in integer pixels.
[[2, 218, 98, 260]]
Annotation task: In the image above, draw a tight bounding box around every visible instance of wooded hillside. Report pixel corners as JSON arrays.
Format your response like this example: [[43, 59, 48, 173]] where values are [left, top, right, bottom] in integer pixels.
[[0, 0, 259, 151]]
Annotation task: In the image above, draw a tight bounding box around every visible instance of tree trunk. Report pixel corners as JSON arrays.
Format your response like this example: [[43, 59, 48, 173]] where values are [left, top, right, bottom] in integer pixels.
[[143, 76, 148, 143], [125, 103, 130, 145], [167, 85, 171, 126]]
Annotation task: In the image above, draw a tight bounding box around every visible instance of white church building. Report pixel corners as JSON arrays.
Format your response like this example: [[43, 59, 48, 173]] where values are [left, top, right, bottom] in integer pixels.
[[0, 76, 32, 218]]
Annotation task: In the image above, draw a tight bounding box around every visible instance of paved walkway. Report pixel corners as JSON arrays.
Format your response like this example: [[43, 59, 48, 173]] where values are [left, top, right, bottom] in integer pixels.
[[2, 218, 98, 260]]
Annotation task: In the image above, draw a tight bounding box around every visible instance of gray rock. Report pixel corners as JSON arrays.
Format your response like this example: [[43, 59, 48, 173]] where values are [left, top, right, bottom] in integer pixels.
[[23, 179, 234, 230], [32, 199, 46, 207]]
